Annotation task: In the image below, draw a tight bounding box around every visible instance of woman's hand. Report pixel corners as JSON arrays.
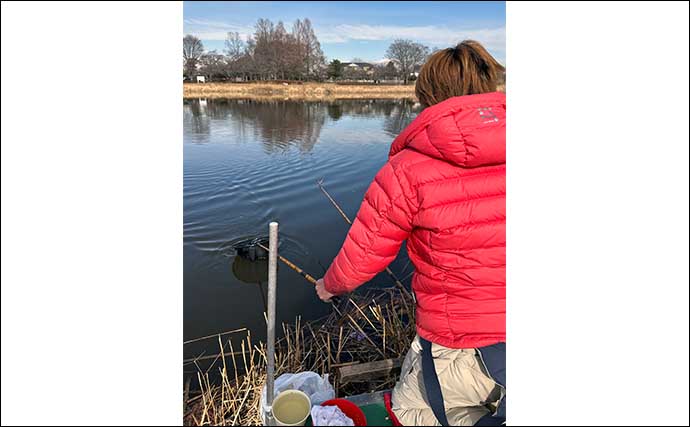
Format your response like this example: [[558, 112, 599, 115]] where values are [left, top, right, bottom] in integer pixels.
[[315, 278, 335, 302]]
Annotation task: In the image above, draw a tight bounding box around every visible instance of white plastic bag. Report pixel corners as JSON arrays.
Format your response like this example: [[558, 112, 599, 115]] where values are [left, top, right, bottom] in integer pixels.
[[261, 372, 335, 424], [311, 405, 354, 427]]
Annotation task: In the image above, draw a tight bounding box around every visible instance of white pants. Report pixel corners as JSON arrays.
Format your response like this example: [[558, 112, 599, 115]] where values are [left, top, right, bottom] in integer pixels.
[[391, 336, 503, 426]]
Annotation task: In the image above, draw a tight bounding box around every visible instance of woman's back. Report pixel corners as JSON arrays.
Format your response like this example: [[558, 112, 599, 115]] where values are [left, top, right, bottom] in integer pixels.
[[324, 92, 506, 349], [389, 92, 505, 349], [317, 39, 508, 425]]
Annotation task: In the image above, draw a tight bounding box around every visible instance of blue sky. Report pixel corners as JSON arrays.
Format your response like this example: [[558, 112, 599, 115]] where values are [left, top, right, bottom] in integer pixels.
[[184, 1, 505, 63]]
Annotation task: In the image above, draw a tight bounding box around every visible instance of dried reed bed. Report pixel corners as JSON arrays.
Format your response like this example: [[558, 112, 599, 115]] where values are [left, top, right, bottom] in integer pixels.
[[183, 82, 417, 100], [184, 286, 415, 426], [184, 82, 504, 101]]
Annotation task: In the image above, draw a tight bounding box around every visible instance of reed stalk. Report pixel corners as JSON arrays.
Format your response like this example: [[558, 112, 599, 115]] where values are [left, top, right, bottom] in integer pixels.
[[183, 285, 415, 426]]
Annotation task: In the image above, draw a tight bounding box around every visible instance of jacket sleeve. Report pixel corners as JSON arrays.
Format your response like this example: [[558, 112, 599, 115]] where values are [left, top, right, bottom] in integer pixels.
[[323, 162, 415, 295]]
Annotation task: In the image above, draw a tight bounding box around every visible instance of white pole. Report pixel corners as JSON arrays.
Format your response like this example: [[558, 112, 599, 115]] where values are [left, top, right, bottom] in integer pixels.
[[265, 221, 279, 426]]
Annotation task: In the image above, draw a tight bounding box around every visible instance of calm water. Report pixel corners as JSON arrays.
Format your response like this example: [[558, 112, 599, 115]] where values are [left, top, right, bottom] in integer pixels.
[[183, 98, 420, 365]]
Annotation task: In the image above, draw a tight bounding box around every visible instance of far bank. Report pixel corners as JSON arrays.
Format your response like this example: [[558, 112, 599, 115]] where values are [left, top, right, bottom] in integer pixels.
[[183, 82, 418, 100]]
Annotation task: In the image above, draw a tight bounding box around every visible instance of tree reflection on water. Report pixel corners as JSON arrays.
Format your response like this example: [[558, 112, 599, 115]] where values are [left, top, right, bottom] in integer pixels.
[[183, 98, 421, 152]]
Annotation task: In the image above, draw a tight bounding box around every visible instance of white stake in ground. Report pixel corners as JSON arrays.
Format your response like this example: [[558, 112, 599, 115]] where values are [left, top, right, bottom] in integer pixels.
[[265, 221, 279, 426]]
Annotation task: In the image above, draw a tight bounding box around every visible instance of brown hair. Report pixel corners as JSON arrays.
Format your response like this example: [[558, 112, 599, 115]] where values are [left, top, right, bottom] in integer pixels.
[[415, 40, 505, 108]]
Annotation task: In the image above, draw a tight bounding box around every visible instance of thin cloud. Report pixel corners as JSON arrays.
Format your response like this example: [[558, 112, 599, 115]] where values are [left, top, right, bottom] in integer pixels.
[[318, 24, 505, 51], [183, 18, 253, 41], [184, 19, 505, 60]]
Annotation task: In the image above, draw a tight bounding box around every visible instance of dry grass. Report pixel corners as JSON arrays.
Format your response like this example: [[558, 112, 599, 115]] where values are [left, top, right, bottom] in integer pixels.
[[183, 82, 417, 100], [183, 286, 416, 426], [184, 81, 504, 101]]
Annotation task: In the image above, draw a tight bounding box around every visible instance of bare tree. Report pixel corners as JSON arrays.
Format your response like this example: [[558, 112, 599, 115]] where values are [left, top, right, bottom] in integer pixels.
[[292, 19, 308, 79], [242, 36, 257, 80], [198, 50, 227, 82], [385, 39, 429, 84], [223, 32, 249, 81], [373, 61, 399, 82], [300, 19, 325, 79], [251, 18, 295, 80], [253, 18, 275, 79], [385, 61, 399, 80], [237, 17, 328, 81], [224, 32, 245, 61], [183, 35, 205, 80], [273, 21, 289, 79]]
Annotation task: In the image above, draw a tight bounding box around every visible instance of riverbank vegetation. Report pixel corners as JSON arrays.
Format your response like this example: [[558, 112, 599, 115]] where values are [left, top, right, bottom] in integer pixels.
[[183, 286, 415, 426], [184, 17, 433, 84], [183, 81, 418, 100]]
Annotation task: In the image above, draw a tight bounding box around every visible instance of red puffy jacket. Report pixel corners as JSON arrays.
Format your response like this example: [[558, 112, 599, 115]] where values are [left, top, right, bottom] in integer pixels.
[[323, 92, 506, 349]]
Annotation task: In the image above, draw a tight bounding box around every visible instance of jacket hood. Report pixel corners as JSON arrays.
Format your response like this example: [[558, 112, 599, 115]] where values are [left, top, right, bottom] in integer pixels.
[[389, 92, 506, 168]]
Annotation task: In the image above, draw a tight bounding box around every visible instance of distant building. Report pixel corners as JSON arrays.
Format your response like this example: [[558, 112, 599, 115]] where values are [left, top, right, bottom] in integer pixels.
[[411, 64, 422, 78], [339, 62, 375, 81], [333, 59, 405, 82], [372, 58, 400, 69], [341, 62, 375, 71]]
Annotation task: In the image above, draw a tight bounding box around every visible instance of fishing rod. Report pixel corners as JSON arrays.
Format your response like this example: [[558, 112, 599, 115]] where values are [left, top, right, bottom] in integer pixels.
[[256, 242, 318, 285], [316, 179, 415, 302], [255, 242, 345, 313]]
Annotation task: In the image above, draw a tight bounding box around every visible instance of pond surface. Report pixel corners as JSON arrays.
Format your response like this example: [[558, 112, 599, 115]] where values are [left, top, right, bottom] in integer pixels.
[[183, 98, 420, 366]]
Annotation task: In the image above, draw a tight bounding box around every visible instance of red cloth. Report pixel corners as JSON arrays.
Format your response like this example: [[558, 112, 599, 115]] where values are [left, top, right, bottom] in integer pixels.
[[324, 92, 506, 349], [384, 392, 403, 426]]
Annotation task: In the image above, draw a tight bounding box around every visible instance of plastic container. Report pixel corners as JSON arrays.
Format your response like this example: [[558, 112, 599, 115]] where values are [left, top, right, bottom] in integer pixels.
[[273, 390, 312, 426], [321, 399, 367, 426]]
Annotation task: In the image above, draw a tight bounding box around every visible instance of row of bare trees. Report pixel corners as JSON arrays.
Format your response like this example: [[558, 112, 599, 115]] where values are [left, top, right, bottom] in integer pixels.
[[183, 18, 325, 82], [184, 18, 431, 83], [249, 18, 325, 80]]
